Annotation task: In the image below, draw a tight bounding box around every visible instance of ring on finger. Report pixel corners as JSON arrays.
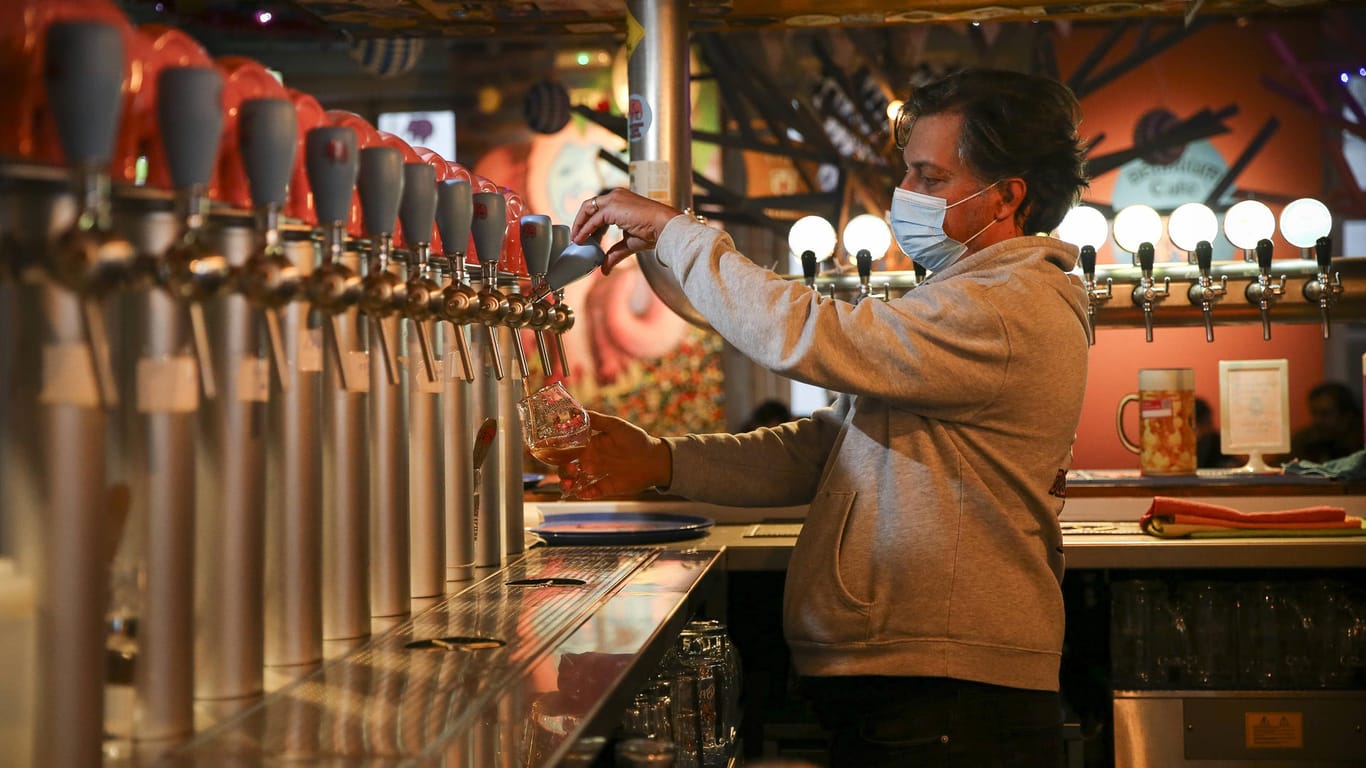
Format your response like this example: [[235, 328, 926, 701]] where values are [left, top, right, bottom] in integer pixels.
[[590, 196, 599, 212]]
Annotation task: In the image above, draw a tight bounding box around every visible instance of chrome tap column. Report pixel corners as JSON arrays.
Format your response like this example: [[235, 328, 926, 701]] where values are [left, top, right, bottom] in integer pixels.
[[305, 126, 371, 640], [470, 192, 510, 567], [398, 161, 446, 599], [357, 146, 410, 617], [435, 179, 477, 583], [1244, 238, 1286, 341], [520, 214, 555, 377]]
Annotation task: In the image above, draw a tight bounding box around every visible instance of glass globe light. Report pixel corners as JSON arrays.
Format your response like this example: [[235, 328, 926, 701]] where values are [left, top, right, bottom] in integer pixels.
[[1112, 204, 1162, 254], [1055, 205, 1109, 250], [842, 213, 892, 265], [787, 215, 837, 261], [1278, 197, 1332, 249], [1223, 200, 1275, 250], [1166, 202, 1218, 253]]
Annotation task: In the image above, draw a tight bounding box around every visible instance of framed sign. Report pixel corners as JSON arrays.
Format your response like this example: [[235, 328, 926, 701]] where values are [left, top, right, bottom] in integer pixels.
[[1219, 359, 1290, 473]]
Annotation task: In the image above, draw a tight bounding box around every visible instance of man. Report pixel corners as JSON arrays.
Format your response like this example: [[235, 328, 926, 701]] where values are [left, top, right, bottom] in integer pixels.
[[1290, 382, 1364, 463], [566, 69, 1090, 766]]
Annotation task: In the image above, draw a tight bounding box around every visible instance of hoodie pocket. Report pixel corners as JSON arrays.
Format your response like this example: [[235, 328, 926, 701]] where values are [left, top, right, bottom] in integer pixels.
[[784, 489, 872, 645]]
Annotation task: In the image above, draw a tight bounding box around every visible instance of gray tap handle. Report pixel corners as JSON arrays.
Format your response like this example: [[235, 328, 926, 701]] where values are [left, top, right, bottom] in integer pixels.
[[157, 67, 224, 190], [305, 126, 359, 225], [551, 224, 570, 263], [546, 241, 605, 292], [1315, 236, 1333, 271], [1079, 245, 1096, 278], [471, 192, 507, 267], [238, 98, 297, 208], [1255, 239, 1274, 272], [44, 21, 125, 169], [521, 214, 552, 275], [1195, 241, 1213, 274], [399, 163, 437, 247], [435, 180, 473, 257], [359, 147, 404, 238], [1137, 243, 1155, 274], [802, 251, 817, 286]]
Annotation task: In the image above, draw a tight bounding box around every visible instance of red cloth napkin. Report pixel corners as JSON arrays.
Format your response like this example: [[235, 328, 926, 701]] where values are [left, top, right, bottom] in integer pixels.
[[1140, 496, 1363, 538]]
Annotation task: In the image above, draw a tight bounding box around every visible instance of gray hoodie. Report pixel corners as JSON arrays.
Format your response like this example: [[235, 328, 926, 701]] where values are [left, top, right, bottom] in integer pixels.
[[655, 215, 1090, 692]]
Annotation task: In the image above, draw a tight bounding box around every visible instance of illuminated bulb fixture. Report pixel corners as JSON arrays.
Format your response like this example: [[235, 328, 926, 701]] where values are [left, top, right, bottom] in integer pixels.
[[1113, 204, 1168, 343], [788, 215, 837, 288], [842, 213, 892, 303], [1058, 205, 1111, 346], [1222, 199, 1275, 252], [1166, 202, 1218, 254], [1278, 197, 1332, 251]]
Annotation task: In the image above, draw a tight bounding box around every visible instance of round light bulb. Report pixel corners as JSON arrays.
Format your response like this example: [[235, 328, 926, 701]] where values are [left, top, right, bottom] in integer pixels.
[[842, 214, 892, 264], [1112, 204, 1162, 254], [1223, 200, 1275, 250], [1055, 205, 1109, 250], [1278, 197, 1332, 249], [787, 215, 837, 261], [1166, 202, 1218, 252]]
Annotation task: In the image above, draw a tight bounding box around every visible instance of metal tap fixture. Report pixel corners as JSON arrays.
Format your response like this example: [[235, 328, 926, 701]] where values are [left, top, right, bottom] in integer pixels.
[[471, 192, 509, 382], [357, 146, 408, 386], [400, 162, 442, 385], [1131, 242, 1169, 343], [1185, 241, 1227, 343], [546, 224, 576, 378], [1302, 236, 1342, 339], [304, 126, 363, 390], [157, 66, 228, 400], [435, 179, 477, 383], [1244, 238, 1285, 341], [519, 214, 555, 375], [1078, 245, 1111, 346], [44, 21, 138, 409], [854, 249, 889, 304]]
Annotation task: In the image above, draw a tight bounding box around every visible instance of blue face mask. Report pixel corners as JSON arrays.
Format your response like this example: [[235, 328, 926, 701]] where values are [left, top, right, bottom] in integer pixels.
[[890, 182, 999, 274]]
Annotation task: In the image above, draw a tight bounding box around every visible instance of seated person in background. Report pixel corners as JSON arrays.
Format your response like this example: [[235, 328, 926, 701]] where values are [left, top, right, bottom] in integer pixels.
[[1194, 396, 1241, 469], [740, 399, 793, 431], [1290, 382, 1364, 463]]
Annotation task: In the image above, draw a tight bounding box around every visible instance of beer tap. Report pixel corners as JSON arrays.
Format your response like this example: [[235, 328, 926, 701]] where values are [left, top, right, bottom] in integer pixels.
[[435, 179, 476, 383], [1244, 238, 1285, 341], [1169, 203, 1224, 343], [546, 225, 577, 378], [519, 214, 555, 375], [1131, 243, 1169, 343], [399, 162, 441, 384], [357, 146, 406, 386], [1077, 246, 1110, 345], [1302, 236, 1342, 339], [303, 126, 362, 390], [1058, 205, 1111, 345], [788, 214, 837, 301], [843, 214, 891, 304], [44, 21, 137, 408], [1281, 197, 1339, 339], [157, 66, 227, 399], [1113, 204, 1166, 342], [234, 97, 301, 392], [470, 191, 508, 381]]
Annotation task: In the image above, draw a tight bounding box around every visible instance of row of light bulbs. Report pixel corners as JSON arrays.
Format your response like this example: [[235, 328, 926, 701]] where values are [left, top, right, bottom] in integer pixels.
[[784, 197, 1334, 268]]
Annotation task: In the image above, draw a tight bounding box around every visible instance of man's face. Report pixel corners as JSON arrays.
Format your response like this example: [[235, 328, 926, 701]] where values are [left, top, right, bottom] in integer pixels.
[[897, 112, 1001, 249]]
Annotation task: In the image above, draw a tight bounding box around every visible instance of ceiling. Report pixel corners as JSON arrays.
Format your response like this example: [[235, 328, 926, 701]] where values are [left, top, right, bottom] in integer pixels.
[[131, 0, 1341, 40]]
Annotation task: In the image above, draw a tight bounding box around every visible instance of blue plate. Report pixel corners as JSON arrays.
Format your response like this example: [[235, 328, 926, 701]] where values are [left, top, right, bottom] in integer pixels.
[[531, 511, 715, 545]]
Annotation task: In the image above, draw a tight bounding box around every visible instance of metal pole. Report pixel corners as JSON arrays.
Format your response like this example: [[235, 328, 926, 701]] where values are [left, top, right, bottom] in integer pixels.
[[472, 328, 501, 568], [443, 320, 475, 583], [497, 324, 525, 557], [370, 297, 410, 617], [407, 314, 445, 598]]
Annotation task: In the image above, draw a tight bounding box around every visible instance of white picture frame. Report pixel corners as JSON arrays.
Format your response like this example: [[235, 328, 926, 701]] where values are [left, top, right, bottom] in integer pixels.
[[1218, 358, 1290, 473]]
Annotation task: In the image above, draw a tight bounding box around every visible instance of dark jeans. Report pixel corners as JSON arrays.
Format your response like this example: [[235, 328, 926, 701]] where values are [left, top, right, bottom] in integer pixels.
[[800, 675, 1064, 768]]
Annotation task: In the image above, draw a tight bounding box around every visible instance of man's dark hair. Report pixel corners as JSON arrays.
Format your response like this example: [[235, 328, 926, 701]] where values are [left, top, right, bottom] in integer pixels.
[[897, 69, 1090, 235], [1309, 381, 1361, 417]]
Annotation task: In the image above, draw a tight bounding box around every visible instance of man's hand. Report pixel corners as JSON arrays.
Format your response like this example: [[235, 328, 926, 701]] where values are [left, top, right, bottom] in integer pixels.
[[569, 188, 682, 275], [560, 410, 672, 500]]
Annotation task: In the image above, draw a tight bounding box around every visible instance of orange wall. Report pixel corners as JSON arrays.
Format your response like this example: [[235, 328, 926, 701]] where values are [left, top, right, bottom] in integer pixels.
[[1056, 19, 1330, 467]]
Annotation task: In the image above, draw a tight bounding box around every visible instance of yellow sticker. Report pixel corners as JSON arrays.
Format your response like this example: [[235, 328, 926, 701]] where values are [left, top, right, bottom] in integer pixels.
[[1245, 711, 1303, 749], [625, 11, 644, 59]]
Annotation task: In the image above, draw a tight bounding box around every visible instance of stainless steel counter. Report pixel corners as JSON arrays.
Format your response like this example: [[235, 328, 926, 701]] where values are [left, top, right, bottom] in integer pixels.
[[164, 546, 723, 767]]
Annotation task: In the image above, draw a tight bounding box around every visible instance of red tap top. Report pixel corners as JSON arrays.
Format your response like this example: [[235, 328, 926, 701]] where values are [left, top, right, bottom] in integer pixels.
[[501, 186, 528, 277], [211, 56, 287, 208]]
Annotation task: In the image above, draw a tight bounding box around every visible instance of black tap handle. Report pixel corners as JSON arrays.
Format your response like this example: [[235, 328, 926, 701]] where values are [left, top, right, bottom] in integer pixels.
[[1255, 238, 1274, 272], [398, 162, 437, 247], [1137, 243, 1155, 273], [521, 214, 553, 275], [44, 21, 125, 169], [856, 252, 871, 284], [304, 126, 358, 225], [435, 180, 473, 257], [1195, 241, 1213, 274], [1315, 236, 1333, 272], [801, 251, 817, 285], [1079, 245, 1096, 277], [157, 66, 224, 190], [470, 191, 507, 268], [238, 98, 297, 209], [358, 146, 404, 238]]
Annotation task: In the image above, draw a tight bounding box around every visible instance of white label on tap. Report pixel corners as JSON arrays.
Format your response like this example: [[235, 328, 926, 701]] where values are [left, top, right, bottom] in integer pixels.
[[237, 358, 270, 402], [344, 350, 370, 393], [39, 344, 100, 407], [298, 328, 323, 373], [630, 159, 671, 203], [136, 356, 200, 414]]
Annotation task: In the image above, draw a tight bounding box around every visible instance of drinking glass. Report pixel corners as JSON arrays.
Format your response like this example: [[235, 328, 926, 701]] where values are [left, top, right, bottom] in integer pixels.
[[517, 382, 604, 499]]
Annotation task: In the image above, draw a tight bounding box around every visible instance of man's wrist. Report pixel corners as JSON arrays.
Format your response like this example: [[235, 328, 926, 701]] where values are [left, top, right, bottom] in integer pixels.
[[650, 437, 673, 491]]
